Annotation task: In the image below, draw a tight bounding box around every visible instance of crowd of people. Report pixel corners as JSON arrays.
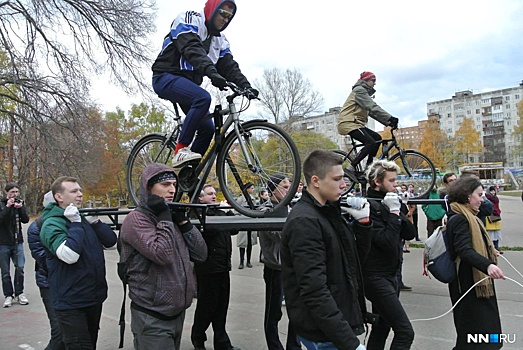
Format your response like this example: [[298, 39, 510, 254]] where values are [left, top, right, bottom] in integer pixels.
[[0, 0, 509, 349], [1, 153, 509, 350]]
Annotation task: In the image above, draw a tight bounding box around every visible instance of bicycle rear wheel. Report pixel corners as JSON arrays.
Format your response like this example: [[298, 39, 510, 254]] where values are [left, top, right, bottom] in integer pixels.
[[217, 121, 301, 218], [389, 150, 436, 199], [331, 150, 366, 196], [126, 134, 175, 206]]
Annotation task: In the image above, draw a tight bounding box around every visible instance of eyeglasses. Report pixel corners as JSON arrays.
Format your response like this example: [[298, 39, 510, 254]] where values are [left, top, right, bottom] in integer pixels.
[[218, 9, 233, 19], [370, 79, 376, 83]]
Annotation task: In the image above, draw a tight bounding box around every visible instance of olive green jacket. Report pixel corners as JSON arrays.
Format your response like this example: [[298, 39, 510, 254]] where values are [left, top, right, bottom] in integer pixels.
[[337, 79, 393, 135]]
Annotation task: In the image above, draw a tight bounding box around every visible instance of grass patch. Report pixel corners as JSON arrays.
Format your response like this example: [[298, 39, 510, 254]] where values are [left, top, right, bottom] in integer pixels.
[[407, 243, 523, 251], [498, 191, 522, 197]]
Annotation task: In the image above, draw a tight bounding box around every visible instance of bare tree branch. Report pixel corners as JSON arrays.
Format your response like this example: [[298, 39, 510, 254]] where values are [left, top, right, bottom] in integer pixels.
[[254, 67, 324, 124]]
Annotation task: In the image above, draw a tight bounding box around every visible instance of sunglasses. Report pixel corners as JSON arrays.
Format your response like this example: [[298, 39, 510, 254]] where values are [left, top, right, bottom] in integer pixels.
[[370, 79, 376, 83], [218, 9, 234, 19]]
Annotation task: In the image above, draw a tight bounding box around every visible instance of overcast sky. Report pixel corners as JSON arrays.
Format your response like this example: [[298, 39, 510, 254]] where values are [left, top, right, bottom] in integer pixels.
[[91, 0, 523, 129]]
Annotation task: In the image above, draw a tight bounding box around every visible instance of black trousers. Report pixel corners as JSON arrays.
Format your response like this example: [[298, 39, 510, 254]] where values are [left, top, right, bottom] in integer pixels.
[[348, 127, 382, 167], [55, 303, 103, 350], [40, 287, 65, 350], [364, 275, 414, 350], [263, 266, 301, 350], [191, 271, 232, 350]]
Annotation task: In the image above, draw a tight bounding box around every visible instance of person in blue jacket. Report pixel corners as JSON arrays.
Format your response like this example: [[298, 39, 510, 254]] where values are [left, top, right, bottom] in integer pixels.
[[40, 176, 117, 349], [27, 190, 65, 350], [152, 0, 258, 168]]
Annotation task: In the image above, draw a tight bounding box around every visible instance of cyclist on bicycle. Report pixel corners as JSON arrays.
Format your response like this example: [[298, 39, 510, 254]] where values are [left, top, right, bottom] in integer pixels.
[[337, 71, 398, 182], [152, 0, 259, 168]]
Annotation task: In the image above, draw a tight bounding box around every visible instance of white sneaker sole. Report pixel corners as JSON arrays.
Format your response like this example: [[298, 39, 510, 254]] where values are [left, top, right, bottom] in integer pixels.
[[172, 155, 201, 168]]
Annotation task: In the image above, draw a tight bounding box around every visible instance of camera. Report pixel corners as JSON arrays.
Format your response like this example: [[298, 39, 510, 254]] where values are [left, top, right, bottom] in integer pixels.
[[14, 198, 22, 204]]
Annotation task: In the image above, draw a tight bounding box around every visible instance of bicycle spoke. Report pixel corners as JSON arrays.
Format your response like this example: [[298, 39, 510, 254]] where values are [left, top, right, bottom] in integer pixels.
[[217, 122, 301, 217], [390, 150, 436, 198]]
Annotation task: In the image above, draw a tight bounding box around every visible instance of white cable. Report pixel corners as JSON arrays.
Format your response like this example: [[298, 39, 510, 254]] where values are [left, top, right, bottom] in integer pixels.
[[500, 254, 523, 279], [411, 255, 523, 322], [411, 276, 490, 322]]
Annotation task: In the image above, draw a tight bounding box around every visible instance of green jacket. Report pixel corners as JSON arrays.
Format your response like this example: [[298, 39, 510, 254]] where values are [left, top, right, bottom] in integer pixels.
[[40, 203, 68, 254], [422, 189, 446, 220]]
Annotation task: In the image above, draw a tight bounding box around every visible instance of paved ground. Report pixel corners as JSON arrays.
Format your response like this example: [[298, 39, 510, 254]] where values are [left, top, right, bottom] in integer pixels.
[[2, 195, 523, 350]]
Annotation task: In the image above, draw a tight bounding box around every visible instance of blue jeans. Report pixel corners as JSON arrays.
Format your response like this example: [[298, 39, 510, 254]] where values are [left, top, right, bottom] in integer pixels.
[[298, 337, 338, 350], [0, 244, 25, 297], [152, 73, 214, 155]]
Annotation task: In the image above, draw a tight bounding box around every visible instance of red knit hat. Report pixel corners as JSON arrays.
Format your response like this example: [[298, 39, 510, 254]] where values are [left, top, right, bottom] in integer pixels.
[[360, 71, 376, 81]]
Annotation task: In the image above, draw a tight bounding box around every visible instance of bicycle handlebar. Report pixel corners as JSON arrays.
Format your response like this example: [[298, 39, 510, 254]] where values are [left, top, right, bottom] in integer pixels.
[[225, 82, 259, 101]]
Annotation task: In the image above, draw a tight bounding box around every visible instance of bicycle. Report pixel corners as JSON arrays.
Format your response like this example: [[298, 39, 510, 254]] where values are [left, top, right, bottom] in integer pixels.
[[333, 127, 437, 198], [126, 83, 301, 218]]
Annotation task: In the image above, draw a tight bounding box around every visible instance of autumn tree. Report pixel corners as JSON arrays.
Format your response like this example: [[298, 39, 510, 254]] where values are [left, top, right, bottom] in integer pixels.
[[512, 99, 523, 158], [290, 131, 337, 169], [418, 119, 450, 171], [254, 68, 324, 125], [453, 117, 482, 164]]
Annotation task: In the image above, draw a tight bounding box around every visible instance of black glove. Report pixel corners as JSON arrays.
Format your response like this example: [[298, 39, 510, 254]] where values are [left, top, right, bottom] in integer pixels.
[[147, 194, 171, 221], [204, 65, 228, 90], [388, 116, 399, 129], [171, 210, 188, 225], [245, 86, 259, 100]]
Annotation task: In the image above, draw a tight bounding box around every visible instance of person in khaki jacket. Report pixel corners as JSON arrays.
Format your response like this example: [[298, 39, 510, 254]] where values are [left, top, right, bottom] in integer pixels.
[[337, 71, 398, 182]]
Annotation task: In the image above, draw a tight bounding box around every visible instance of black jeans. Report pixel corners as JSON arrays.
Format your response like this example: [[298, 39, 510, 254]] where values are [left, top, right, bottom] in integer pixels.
[[55, 303, 103, 350], [191, 271, 232, 350], [364, 275, 414, 350], [40, 287, 65, 350], [263, 266, 301, 350], [348, 127, 382, 167]]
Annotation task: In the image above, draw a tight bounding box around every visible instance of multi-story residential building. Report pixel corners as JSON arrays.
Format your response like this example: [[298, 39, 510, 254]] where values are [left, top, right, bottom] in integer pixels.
[[378, 120, 428, 150], [426, 81, 523, 167], [286, 107, 376, 150]]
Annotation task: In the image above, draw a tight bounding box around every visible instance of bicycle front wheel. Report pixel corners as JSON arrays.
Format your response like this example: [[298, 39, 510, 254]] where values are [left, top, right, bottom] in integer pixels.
[[126, 134, 175, 206], [217, 121, 301, 218], [389, 150, 436, 199]]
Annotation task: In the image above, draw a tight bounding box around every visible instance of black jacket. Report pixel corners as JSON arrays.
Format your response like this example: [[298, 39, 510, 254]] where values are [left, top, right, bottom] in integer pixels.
[[281, 190, 372, 350], [194, 207, 238, 275], [446, 211, 501, 349], [365, 188, 416, 276], [0, 198, 30, 245]]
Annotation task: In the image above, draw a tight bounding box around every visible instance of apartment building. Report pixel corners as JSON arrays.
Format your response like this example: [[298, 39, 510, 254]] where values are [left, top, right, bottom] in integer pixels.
[[426, 81, 523, 166], [378, 120, 428, 150], [286, 107, 376, 150]]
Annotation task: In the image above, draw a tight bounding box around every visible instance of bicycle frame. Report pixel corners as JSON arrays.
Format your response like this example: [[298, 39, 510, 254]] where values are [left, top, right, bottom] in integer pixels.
[[345, 128, 408, 160], [175, 92, 266, 205]]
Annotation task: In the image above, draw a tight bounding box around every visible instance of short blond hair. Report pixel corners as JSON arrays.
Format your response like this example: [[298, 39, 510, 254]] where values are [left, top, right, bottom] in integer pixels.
[[366, 160, 400, 189]]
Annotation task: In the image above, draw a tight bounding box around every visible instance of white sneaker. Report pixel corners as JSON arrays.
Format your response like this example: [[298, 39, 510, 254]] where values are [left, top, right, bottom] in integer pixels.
[[17, 293, 29, 305], [3, 296, 12, 308], [172, 147, 201, 168]]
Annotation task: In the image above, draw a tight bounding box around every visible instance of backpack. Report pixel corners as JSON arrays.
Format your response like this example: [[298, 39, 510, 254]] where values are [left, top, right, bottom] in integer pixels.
[[423, 216, 457, 283]]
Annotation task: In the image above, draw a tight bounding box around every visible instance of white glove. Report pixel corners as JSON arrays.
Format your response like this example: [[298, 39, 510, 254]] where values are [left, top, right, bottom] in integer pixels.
[[382, 192, 401, 213], [356, 343, 366, 350], [86, 215, 99, 224], [342, 197, 370, 221], [400, 191, 409, 205], [64, 203, 81, 223]]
